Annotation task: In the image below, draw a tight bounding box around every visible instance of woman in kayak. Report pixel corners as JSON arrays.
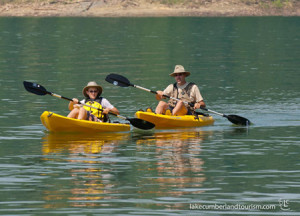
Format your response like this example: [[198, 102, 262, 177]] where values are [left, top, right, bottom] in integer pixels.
[[155, 65, 206, 116], [67, 81, 119, 122]]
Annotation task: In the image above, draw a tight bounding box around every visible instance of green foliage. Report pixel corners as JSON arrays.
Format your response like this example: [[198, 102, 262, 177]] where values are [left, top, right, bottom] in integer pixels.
[[154, 0, 186, 6], [239, 0, 292, 8], [240, 0, 257, 4], [272, 0, 284, 8]]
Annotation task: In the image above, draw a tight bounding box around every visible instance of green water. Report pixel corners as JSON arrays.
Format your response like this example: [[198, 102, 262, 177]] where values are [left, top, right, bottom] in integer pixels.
[[0, 17, 299, 215]]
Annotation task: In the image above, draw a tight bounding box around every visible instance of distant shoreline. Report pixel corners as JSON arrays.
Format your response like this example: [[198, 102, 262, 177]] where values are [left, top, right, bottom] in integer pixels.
[[0, 0, 299, 17]]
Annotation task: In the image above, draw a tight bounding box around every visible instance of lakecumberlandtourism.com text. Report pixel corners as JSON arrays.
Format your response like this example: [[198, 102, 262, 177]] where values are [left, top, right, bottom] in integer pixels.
[[190, 203, 276, 211]]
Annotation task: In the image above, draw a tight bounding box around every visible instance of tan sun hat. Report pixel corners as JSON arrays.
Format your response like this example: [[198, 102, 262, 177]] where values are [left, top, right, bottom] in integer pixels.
[[82, 81, 103, 97], [169, 65, 190, 77]]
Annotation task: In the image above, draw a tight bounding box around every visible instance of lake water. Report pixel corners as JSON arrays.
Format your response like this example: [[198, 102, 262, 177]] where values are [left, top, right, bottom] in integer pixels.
[[0, 17, 299, 215]]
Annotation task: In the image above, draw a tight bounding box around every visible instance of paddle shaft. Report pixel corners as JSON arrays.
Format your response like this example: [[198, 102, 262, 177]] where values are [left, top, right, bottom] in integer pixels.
[[199, 107, 226, 117]]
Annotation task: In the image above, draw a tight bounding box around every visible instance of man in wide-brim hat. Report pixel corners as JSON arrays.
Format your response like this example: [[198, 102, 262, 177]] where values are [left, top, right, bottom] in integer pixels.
[[155, 65, 206, 116]]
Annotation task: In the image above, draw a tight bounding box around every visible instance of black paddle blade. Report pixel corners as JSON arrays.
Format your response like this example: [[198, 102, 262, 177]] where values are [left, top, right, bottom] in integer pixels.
[[23, 81, 48, 96], [127, 118, 155, 130], [105, 73, 131, 87], [226, 115, 251, 126]]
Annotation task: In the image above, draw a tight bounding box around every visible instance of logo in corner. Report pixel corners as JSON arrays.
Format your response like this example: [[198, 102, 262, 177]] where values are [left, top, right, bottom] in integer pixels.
[[279, 199, 290, 211]]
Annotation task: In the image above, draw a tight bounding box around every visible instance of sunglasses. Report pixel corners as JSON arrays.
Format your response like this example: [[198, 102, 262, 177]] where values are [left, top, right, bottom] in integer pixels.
[[88, 90, 98, 93]]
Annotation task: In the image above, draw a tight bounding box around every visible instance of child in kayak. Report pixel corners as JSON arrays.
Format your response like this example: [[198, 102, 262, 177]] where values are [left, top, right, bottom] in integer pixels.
[[67, 81, 119, 122], [155, 65, 206, 116]]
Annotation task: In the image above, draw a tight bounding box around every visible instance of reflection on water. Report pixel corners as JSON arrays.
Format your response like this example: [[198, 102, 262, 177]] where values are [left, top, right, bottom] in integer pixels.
[[40, 130, 216, 209], [134, 130, 213, 209], [42, 132, 129, 154], [41, 132, 130, 208]]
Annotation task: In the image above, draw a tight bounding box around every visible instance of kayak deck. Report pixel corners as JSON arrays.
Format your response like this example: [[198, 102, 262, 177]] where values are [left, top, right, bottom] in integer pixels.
[[135, 110, 214, 129], [40, 111, 130, 133]]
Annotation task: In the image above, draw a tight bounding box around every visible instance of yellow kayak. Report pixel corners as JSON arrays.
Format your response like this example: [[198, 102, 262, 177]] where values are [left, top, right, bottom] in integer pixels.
[[40, 111, 130, 133], [135, 110, 214, 129]]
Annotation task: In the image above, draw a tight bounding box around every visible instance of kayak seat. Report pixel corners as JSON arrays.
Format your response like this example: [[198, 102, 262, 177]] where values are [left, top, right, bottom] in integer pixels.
[[146, 107, 153, 113], [165, 108, 172, 116]]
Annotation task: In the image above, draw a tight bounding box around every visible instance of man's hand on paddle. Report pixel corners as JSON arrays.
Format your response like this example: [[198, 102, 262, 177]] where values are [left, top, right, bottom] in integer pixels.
[[194, 101, 206, 110], [155, 91, 165, 100]]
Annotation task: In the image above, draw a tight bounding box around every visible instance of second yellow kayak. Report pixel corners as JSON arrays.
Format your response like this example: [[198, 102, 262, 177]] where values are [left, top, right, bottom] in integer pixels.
[[135, 110, 214, 129]]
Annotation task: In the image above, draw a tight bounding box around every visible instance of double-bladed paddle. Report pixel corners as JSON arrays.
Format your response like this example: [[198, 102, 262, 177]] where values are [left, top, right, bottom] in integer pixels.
[[23, 81, 155, 130], [105, 73, 251, 126]]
